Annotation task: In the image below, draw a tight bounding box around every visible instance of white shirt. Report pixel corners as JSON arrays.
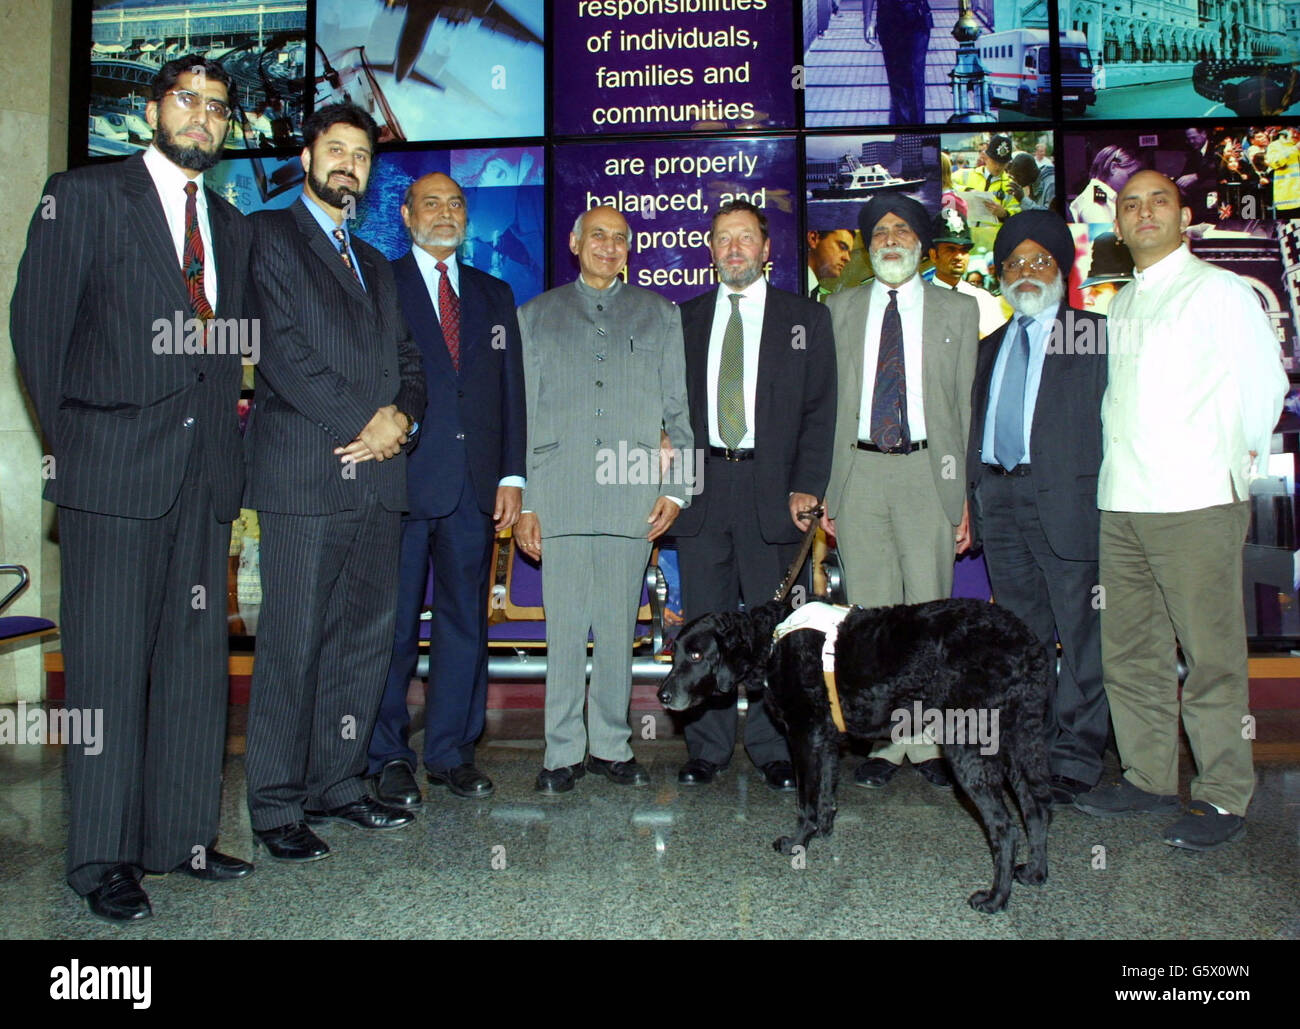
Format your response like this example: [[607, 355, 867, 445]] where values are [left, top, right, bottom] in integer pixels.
[[143, 144, 216, 311], [1099, 244, 1287, 513], [412, 244, 460, 320], [952, 277, 1007, 339], [858, 274, 927, 443], [706, 276, 766, 449]]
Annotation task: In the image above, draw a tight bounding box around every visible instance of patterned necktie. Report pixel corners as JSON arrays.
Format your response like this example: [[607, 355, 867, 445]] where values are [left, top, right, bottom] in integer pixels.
[[717, 293, 746, 449], [332, 227, 360, 282], [870, 289, 909, 451], [436, 260, 461, 372], [994, 316, 1035, 471], [183, 182, 213, 320]]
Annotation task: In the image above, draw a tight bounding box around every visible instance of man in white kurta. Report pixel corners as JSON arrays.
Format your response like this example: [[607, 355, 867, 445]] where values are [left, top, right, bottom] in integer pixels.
[[1074, 171, 1287, 851]]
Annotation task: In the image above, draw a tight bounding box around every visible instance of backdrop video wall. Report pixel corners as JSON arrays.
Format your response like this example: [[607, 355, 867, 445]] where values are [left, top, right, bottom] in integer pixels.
[[69, 0, 1300, 636]]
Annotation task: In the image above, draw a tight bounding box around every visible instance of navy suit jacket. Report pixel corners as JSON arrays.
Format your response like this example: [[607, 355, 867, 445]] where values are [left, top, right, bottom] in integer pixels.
[[391, 251, 526, 519], [966, 302, 1107, 561]]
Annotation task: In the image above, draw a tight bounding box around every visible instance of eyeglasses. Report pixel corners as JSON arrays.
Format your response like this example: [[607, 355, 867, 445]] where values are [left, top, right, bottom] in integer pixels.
[[163, 89, 232, 122], [1001, 253, 1056, 274]]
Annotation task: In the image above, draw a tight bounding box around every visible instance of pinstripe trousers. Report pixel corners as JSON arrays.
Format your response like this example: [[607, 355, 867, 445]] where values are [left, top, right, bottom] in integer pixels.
[[541, 535, 652, 769], [245, 492, 401, 829], [59, 456, 229, 894]]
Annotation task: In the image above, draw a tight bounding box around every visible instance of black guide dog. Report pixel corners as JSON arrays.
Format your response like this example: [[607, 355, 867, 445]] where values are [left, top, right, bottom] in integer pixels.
[[659, 597, 1053, 913]]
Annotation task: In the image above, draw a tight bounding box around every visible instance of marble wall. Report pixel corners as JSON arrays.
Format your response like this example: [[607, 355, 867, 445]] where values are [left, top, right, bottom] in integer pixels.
[[1, 1, 70, 702]]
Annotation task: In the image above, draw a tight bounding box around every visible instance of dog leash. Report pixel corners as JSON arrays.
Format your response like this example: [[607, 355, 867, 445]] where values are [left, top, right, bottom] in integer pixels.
[[772, 504, 824, 602]]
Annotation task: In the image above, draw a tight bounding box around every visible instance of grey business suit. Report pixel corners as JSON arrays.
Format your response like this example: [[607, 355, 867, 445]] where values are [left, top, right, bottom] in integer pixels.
[[519, 277, 691, 768], [825, 277, 978, 763], [10, 152, 251, 892]]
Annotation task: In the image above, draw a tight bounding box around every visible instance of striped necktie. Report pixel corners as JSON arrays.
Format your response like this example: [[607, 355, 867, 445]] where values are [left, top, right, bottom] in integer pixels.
[[183, 182, 213, 320]]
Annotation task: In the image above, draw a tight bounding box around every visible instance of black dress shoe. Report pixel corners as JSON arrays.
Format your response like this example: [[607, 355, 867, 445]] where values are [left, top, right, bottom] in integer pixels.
[[677, 758, 722, 786], [86, 865, 151, 924], [305, 795, 415, 831], [586, 756, 650, 786], [913, 758, 954, 790], [427, 763, 494, 798], [1049, 775, 1093, 807], [761, 760, 797, 791], [253, 822, 331, 862], [375, 760, 422, 808], [177, 849, 254, 881], [535, 763, 586, 794]]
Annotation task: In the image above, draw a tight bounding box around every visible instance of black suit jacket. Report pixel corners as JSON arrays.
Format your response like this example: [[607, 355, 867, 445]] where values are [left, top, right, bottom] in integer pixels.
[[390, 252, 525, 519], [966, 302, 1107, 561], [10, 152, 252, 520], [674, 284, 837, 544], [244, 199, 425, 515]]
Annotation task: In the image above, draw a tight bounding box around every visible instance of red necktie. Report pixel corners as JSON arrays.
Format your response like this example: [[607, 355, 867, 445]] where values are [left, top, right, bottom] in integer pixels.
[[436, 260, 461, 372], [183, 182, 214, 320]]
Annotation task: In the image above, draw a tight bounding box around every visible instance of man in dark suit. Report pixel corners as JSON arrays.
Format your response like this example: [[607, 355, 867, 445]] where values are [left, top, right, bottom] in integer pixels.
[[11, 56, 255, 922], [368, 172, 526, 806], [243, 103, 426, 861], [965, 210, 1109, 806], [674, 200, 837, 789]]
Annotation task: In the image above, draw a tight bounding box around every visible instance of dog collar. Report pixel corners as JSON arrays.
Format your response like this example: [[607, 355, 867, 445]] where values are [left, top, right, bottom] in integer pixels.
[[773, 602, 853, 733]]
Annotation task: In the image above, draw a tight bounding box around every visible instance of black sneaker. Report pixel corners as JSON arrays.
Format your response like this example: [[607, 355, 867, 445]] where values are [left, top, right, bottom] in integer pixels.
[[1073, 777, 1179, 816], [1162, 801, 1246, 851]]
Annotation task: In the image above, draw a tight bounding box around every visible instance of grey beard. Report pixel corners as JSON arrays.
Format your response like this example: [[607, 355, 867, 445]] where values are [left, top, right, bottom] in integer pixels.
[[872, 244, 921, 286], [1005, 274, 1065, 318], [411, 226, 465, 251]]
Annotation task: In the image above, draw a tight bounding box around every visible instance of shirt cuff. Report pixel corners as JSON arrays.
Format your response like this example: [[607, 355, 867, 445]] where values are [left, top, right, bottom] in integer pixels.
[[499, 476, 526, 489]]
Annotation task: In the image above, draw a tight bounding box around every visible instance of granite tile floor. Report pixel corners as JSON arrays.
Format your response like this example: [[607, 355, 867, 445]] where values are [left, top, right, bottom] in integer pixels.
[[2, 716, 1298, 940]]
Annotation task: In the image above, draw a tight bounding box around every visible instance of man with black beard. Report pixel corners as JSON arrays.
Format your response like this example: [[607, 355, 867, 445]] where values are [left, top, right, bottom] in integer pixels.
[[822, 195, 979, 790], [965, 211, 1110, 807], [11, 56, 255, 922], [243, 103, 426, 861]]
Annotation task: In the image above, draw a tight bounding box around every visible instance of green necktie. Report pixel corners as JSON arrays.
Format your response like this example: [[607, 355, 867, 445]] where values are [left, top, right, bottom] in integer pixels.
[[718, 293, 746, 449]]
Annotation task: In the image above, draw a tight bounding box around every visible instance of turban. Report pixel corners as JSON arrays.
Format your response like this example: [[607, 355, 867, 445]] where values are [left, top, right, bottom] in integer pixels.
[[858, 194, 931, 254], [993, 210, 1075, 277]]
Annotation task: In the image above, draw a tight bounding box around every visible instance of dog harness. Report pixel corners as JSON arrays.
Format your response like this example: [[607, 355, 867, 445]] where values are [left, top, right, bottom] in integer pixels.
[[772, 602, 854, 733]]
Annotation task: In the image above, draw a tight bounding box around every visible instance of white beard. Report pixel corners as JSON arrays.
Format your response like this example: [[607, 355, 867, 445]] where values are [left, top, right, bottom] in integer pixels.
[[1004, 274, 1065, 318], [871, 242, 921, 286]]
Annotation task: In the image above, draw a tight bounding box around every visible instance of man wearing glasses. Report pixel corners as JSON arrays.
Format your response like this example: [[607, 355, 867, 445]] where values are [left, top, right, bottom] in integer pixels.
[[11, 56, 255, 922], [965, 210, 1110, 809]]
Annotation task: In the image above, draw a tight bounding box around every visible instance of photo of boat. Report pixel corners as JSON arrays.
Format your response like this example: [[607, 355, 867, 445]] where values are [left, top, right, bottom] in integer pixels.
[[810, 153, 926, 200]]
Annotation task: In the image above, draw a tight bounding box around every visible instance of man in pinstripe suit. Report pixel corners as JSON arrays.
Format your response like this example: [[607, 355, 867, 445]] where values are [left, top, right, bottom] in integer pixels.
[[242, 103, 426, 860], [513, 206, 692, 793], [11, 57, 254, 922]]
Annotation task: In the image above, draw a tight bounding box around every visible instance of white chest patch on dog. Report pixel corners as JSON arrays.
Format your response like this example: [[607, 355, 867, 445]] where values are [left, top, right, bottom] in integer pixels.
[[772, 602, 854, 732]]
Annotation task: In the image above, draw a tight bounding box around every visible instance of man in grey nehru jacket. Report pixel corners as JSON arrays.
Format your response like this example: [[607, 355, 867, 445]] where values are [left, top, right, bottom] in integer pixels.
[[514, 205, 693, 794]]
